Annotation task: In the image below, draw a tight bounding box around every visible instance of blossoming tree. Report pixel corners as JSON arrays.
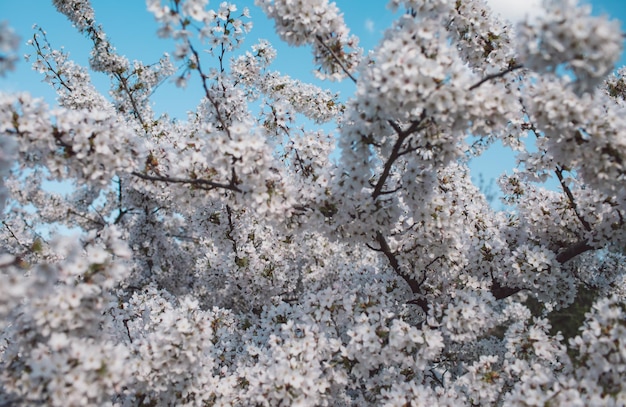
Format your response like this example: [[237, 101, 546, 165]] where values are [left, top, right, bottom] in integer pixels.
[[1, 0, 626, 405]]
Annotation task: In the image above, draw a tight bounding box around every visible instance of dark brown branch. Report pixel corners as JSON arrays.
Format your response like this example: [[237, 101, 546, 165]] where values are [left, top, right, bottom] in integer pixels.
[[113, 176, 128, 225], [175, 2, 232, 140], [122, 319, 133, 343], [491, 239, 595, 301], [374, 232, 428, 313], [556, 240, 593, 264], [2, 221, 28, 249], [372, 135, 408, 198], [32, 31, 74, 93], [315, 35, 358, 83], [131, 171, 242, 193], [372, 119, 428, 199], [113, 72, 147, 130], [375, 232, 402, 275], [490, 279, 521, 300], [521, 126, 596, 265], [391, 117, 427, 138], [525, 122, 592, 234], [67, 208, 106, 227], [555, 166, 592, 232], [469, 64, 523, 91], [376, 186, 403, 196]]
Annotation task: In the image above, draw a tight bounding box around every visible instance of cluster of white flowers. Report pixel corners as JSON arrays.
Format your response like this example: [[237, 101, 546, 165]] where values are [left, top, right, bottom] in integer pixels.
[[51, 0, 129, 74], [28, 29, 111, 111], [0, 21, 20, 76], [256, 0, 361, 80], [148, 0, 252, 87], [0, 93, 144, 186], [231, 42, 343, 128], [51, 0, 95, 32], [0, 135, 16, 213], [517, 0, 623, 94], [567, 296, 626, 403], [391, 0, 517, 74], [2, 0, 626, 405], [1, 227, 131, 406]]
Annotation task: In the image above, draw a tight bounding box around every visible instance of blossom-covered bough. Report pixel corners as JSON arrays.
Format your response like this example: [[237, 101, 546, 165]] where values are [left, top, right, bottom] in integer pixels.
[[1, 0, 626, 404]]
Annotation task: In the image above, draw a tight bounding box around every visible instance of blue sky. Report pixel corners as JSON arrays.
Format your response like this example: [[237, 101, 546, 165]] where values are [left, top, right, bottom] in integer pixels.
[[1, 0, 625, 203]]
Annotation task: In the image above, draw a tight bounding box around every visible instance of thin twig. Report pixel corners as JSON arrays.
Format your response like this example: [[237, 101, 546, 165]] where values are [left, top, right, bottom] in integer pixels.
[[114, 72, 147, 130], [32, 31, 74, 93], [469, 64, 523, 91], [555, 166, 592, 232], [315, 35, 358, 83], [174, 0, 232, 140], [113, 176, 128, 224], [2, 221, 28, 249], [131, 171, 242, 193], [67, 208, 106, 227]]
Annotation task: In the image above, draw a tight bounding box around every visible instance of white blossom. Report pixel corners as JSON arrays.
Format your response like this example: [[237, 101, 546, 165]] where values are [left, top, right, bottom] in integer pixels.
[[1, 0, 626, 405]]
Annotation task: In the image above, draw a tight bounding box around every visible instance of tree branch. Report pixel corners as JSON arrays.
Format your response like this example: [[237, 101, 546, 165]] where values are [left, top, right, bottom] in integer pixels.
[[113, 176, 128, 225], [2, 221, 28, 249], [489, 239, 595, 302], [175, 4, 233, 140], [113, 72, 147, 130], [490, 278, 521, 300], [32, 31, 74, 93], [374, 232, 428, 313], [315, 35, 358, 83], [556, 240, 593, 264], [67, 208, 106, 228], [131, 171, 242, 193], [555, 165, 592, 232], [469, 64, 523, 91], [372, 117, 428, 199]]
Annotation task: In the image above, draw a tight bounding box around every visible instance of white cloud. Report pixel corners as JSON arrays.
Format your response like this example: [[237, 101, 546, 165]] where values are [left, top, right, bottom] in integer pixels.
[[484, 0, 544, 23], [364, 18, 375, 34]]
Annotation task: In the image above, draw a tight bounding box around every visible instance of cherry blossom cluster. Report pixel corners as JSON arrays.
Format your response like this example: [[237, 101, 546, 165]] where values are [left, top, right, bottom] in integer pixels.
[[27, 28, 112, 112], [1, 227, 131, 405], [0, 135, 16, 214], [231, 40, 343, 125], [147, 0, 252, 87], [256, 0, 361, 80], [390, 0, 517, 74], [1, 0, 626, 405], [0, 21, 20, 76], [1, 93, 144, 187], [51, 0, 129, 74], [517, 0, 623, 94]]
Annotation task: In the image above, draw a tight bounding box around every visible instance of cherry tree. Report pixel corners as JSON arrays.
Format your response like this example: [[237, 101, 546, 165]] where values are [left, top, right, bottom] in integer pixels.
[[1, 0, 626, 405]]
